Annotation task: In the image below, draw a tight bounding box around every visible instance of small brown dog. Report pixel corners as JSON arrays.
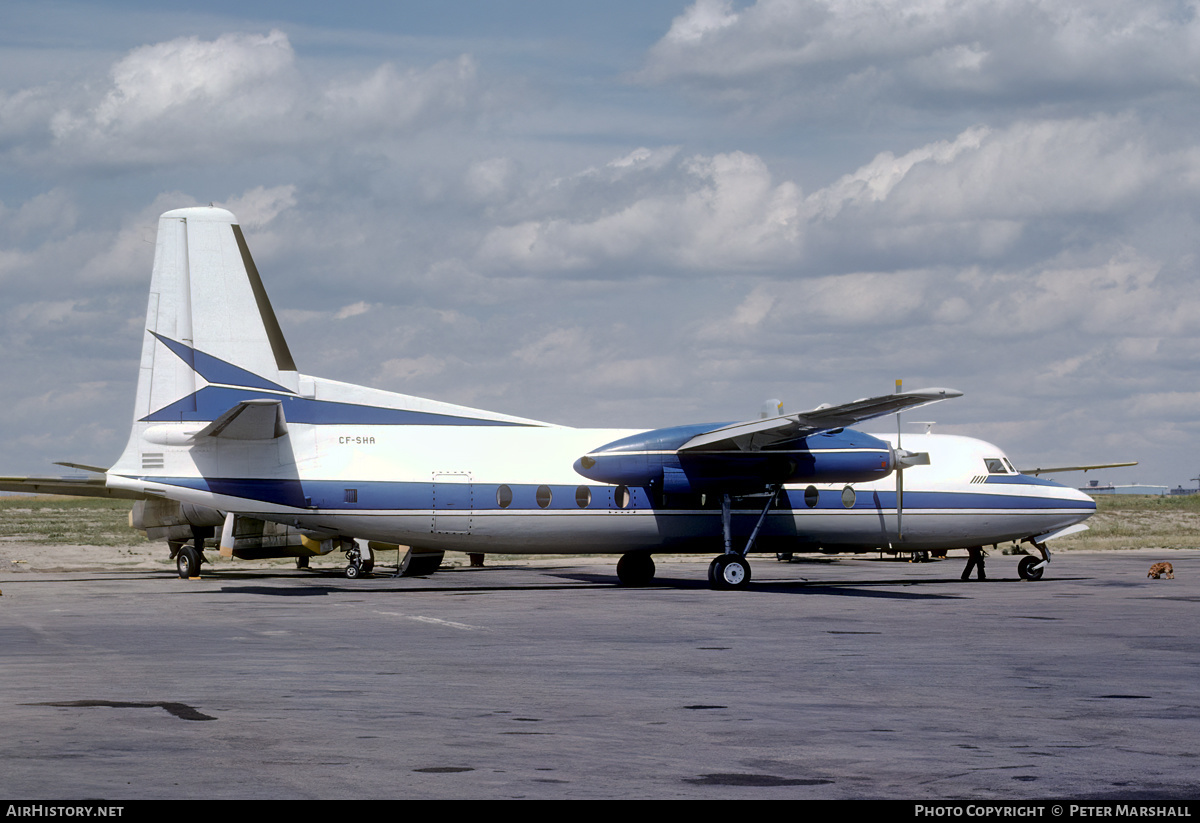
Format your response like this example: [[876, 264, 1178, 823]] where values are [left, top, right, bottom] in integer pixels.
[[1148, 562, 1175, 579]]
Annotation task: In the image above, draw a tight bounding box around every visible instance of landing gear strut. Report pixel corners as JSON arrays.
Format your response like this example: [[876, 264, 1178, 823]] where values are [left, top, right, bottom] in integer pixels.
[[707, 484, 781, 590]]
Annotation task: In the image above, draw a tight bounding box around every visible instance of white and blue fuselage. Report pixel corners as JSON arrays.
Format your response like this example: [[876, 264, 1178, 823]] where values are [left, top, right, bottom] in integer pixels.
[[98, 206, 1095, 584], [111, 406, 1094, 556]]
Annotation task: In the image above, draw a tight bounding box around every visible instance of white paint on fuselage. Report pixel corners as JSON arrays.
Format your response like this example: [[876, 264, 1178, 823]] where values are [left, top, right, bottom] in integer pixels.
[[111, 420, 1095, 556]]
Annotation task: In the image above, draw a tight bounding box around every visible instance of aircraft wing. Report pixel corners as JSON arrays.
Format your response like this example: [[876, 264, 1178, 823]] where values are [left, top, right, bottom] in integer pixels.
[[679, 387, 963, 452], [1019, 461, 1138, 476], [0, 475, 147, 500]]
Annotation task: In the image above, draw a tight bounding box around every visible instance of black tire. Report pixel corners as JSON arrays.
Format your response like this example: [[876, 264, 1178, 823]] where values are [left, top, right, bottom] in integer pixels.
[[1018, 556, 1044, 581], [295, 556, 310, 570], [710, 555, 751, 590], [776, 552, 794, 562], [616, 552, 655, 586], [345, 562, 361, 580], [177, 546, 200, 579]]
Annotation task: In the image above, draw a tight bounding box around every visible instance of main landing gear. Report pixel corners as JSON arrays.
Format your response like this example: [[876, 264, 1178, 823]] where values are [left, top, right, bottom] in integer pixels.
[[176, 544, 202, 578], [707, 484, 781, 591], [173, 527, 211, 579], [614, 485, 780, 590]]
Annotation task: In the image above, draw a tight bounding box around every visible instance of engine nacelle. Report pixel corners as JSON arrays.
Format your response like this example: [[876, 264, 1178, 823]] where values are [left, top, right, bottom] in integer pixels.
[[574, 426, 894, 494]]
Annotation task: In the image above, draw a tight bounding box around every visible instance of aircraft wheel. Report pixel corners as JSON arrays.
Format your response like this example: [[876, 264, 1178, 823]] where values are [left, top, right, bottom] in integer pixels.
[[709, 554, 751, 590], [1018, 556, 1044, 581], [345, 561, 362, 580], [295, 556, 310, 570], [776, 552, 794, 562], [177, 546, 200, 579], [616, 552, 655, 586]]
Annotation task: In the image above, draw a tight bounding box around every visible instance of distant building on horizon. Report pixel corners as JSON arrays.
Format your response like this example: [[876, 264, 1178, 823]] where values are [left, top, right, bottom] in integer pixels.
[[1080, 479, 1172, 496]]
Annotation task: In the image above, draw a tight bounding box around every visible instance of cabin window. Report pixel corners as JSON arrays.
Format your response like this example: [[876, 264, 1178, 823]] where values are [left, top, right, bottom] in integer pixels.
[[804, 485, 819, 508], [614, 485, 630, 509], [536, 485, 553, 508], [576, 485, 591, 508], [841, 485, 856, 508], [496, 484, 513, 508]]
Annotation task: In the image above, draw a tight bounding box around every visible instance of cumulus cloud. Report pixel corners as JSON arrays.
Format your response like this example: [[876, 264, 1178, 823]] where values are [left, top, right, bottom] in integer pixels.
[[219, 185, 297, 229], [477, 148, 802, 271], [642, 0, 1200, 114], [334, 301, 371, 320], [8, 30, 482, 168], [472, 113, 1200, 277]]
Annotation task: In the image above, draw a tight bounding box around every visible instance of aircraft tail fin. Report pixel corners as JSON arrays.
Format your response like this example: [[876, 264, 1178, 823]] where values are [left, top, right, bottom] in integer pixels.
[[108, 205, 551, 486], [131, 206, 299, 423]]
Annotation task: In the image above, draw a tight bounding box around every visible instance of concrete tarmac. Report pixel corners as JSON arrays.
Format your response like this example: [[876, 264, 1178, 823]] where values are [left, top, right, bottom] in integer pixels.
[[2, 550, 1198, 800]]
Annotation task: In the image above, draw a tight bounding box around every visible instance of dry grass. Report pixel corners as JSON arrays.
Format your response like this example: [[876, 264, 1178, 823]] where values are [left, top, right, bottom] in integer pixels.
[[1049, 493, 1200, 552], [0, 495, 147, 547]]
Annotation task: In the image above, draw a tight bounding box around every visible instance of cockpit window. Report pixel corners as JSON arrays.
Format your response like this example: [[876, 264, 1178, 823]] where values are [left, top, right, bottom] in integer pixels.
[[984, 458, 1010, 474]]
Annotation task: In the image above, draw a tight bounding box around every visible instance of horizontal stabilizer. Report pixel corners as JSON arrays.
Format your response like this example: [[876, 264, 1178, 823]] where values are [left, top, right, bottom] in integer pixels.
[[0, 475, 147, 500], [195, 399, 288, 440], [1019, 461, 1138, 476], [53, 462, 109, 474], [681, 388, 963, 452]]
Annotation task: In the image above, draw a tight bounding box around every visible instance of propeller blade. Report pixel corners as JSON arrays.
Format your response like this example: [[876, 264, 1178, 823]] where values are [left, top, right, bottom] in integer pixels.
[[896, 379, 903, 542]]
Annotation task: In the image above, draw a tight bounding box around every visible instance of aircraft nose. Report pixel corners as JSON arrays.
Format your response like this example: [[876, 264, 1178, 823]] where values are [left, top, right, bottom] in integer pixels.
[[1052, 478, 1097, 512]]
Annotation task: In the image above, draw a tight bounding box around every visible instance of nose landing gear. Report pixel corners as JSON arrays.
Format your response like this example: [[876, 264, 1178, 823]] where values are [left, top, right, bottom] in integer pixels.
[[1018, 540, 1050, 581]]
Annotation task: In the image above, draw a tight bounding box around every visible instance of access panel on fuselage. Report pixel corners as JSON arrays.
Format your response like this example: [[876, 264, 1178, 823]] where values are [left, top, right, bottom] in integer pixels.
[[432, 473, 472, 535]]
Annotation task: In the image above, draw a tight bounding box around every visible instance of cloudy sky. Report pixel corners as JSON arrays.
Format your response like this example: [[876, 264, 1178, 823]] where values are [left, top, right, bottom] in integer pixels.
[[2, 0, 1198, 487]]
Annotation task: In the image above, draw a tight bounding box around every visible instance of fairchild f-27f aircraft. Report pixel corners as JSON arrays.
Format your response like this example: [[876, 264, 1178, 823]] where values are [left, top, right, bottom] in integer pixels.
[[2, 206, 1130, 588]]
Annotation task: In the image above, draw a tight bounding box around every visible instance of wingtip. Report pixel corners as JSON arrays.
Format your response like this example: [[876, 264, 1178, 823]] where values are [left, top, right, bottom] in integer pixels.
[[904, 387, 964, 399]]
